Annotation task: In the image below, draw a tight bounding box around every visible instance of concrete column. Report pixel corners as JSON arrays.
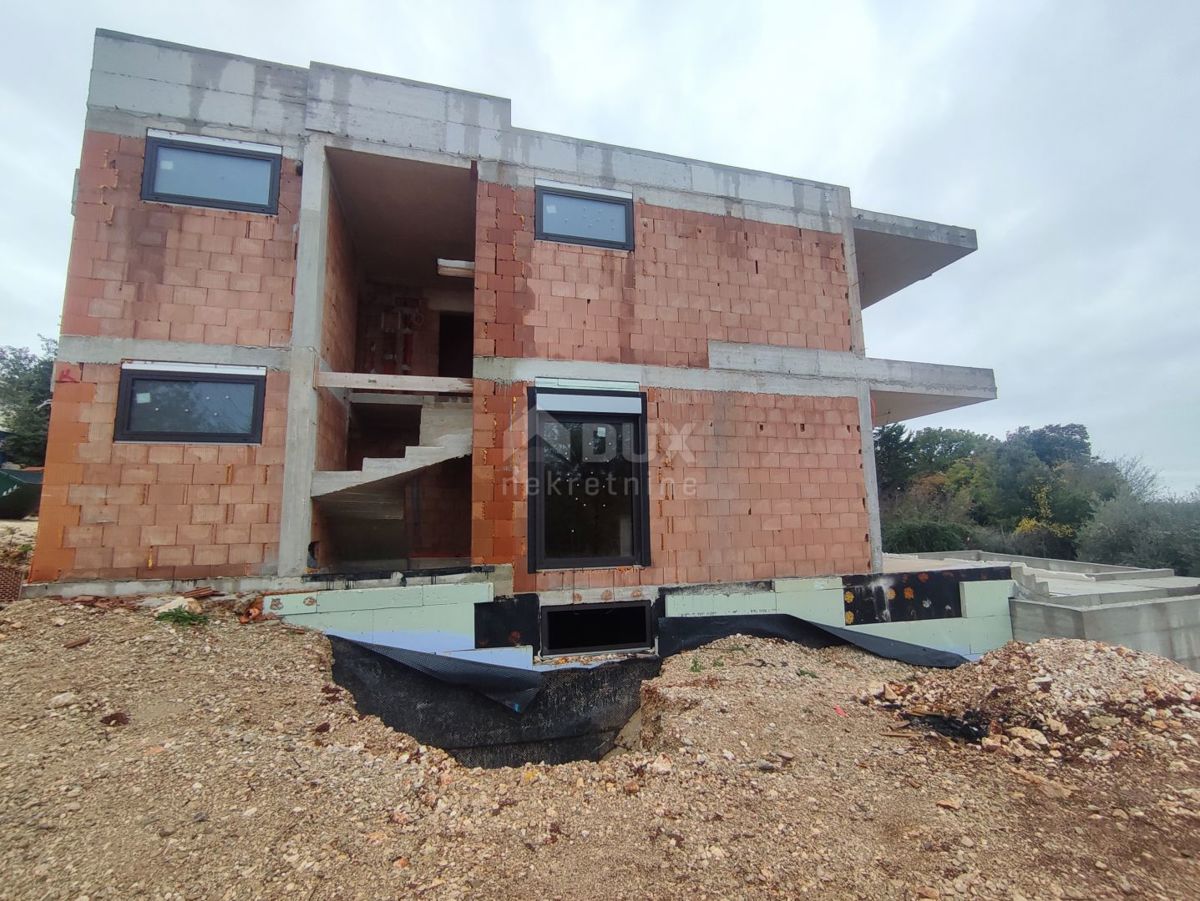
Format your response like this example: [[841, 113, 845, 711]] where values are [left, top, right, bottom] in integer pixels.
[[858, 383, 883, 573], [835, 186, 867, 358], [278, 135, 330, 575], [835, 185, 881, 571]]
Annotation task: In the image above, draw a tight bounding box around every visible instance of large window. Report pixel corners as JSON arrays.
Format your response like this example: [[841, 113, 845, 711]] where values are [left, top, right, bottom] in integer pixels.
[[115, 364, 266, 444], [528, 388, 650, 571], [141, 130, 281, 214], [535, 184, 634, 250]]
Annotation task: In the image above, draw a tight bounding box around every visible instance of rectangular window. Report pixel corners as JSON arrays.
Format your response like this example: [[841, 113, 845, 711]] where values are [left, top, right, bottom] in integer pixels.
[[541, 601, 654, 655], [115, 364, 266, 444], [141, 130, 282, 214], [535, 185, 634, 250], [528, 388, 650, 571]]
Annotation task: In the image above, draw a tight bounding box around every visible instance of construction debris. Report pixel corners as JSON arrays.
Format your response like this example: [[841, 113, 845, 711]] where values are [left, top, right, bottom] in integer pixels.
[[870, 639, 1200, 765], [152, 596, 204, 616], [181, 586, 220, 599]]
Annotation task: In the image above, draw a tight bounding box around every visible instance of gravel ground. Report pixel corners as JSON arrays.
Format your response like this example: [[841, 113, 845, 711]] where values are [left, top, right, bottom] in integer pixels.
[[1, 596, 1198, 900], [0, 521, 36, 568]]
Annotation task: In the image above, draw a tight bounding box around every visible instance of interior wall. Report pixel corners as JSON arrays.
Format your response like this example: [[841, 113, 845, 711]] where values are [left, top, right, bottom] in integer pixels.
[[408, 457, 472, 558], [354, 283, 472, 377]]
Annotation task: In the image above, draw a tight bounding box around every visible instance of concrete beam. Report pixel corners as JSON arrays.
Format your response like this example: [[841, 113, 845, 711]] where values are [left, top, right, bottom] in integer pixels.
[[56, 336, 289, 370], [474, 356, 861, 399], [316, 371, 473, 393], [707, 341, 997, 422], [87, 30, 308, 152]]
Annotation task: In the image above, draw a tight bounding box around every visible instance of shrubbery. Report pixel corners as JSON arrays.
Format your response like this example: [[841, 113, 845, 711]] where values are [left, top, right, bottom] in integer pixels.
[[882, 519, 969, 553], [1077, 493, 1200, 576], [876, 422, 1197, 573]]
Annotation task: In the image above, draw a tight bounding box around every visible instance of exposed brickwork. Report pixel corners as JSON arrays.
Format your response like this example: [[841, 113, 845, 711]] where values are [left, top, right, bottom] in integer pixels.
[[63, 131, 299, 345], [471, 380, 870, 593], [315, 389, 349, 471], [29, 363, 288, 582], [474, 182, 851, 367]]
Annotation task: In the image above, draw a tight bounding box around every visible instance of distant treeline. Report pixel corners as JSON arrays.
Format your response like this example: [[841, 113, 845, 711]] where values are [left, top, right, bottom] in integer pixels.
[[874, 422, 1200, 576]]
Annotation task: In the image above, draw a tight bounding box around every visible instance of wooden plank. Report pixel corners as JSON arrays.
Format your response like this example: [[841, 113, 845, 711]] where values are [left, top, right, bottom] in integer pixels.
[[316, 371, 473, 394]]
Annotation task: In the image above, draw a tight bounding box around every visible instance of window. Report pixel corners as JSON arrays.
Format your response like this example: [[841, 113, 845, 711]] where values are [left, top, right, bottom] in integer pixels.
[[115, 363, 266, 443], [535, 184, 634, 250], [141, 130, 281, 214], [528, 388, 650, 571], [541, 601, 654, 655]]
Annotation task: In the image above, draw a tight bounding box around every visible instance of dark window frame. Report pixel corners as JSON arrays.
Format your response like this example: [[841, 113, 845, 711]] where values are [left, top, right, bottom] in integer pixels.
[[114, 368, 266, 444], [527, 387, 651, 572], [141, 134, 281, 215], [540, 599, 655, 655], [534, 185, 635, 251]]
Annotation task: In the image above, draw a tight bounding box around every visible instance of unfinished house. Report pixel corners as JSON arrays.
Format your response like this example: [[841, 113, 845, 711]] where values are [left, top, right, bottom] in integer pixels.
[[31, 33, 1018, 756]]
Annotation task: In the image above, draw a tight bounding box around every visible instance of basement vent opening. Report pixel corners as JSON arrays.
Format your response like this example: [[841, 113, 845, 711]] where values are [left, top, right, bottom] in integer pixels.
[[541, 600, 654, 655]]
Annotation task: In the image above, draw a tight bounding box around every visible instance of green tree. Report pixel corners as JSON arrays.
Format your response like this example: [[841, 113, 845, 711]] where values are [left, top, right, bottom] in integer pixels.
[[0, 339, 56, 466], [872, 423, 915, 499], [910, 427, 997, 478], [1012, 423, 1093, 467]]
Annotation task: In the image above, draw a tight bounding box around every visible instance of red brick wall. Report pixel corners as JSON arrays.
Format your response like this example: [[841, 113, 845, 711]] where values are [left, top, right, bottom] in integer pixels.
[[315, 389, 348, 471], [33, 128, 300, 583], [29, 363, 288, 582], [474, 182, 851, 367], [64, 131, 299, 345], [471, 381, 870, 594]]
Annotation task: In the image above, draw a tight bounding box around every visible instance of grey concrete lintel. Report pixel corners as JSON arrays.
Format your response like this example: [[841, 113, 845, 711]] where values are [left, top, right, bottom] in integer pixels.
[[56, 335, 289, 370]]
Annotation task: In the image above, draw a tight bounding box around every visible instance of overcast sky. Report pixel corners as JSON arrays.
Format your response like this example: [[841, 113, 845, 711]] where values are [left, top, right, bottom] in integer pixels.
[[2, 1, 1197, 492]]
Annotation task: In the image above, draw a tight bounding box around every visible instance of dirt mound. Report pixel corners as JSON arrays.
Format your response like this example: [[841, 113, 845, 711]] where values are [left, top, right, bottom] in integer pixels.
[[3, 601, 1200, 898], [876, 639, 1200, 765]]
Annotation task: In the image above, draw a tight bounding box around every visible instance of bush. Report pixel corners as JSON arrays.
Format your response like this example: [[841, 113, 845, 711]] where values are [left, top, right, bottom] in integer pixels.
[[882, 519, 969, 553], [1077, 494, 1200, 575]]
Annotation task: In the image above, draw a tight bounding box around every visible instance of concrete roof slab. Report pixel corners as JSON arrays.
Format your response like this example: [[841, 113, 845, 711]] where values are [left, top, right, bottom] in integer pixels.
[[853, 208, 977, 307]]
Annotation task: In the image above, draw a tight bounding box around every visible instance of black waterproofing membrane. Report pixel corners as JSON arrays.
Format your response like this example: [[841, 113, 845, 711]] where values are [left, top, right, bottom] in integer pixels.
[[334, 612, 966, 717], [656, 614, 970, 668], [334, 637, 543, 712], [329, 636, 661, 767]]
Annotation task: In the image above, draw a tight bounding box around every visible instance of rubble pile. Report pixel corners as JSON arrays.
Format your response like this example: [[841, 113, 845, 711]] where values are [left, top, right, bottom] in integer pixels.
[[871, 638, 1200, 765]]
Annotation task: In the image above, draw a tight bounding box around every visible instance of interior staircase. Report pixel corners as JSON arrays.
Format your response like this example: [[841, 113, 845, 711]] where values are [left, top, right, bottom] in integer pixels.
[[311, 403, 472, 503]]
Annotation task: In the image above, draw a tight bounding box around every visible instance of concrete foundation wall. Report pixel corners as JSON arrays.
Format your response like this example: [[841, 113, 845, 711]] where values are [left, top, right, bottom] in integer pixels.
[[668, 577, 1016, 658], [1012, 596, 1200, 672]]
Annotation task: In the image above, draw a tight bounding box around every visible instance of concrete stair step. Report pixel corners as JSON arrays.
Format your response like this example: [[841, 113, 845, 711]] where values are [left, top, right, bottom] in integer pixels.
[[312, 443, 470, 498]]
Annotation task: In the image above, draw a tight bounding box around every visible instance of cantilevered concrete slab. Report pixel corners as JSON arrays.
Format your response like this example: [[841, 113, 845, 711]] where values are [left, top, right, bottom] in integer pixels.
[[853, 209, 977, 307], [706, 342, 996, 425]]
